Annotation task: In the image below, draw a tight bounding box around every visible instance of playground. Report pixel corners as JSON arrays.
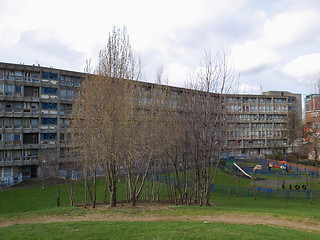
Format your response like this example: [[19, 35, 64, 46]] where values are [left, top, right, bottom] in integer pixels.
[[219, 155, 320, 200]]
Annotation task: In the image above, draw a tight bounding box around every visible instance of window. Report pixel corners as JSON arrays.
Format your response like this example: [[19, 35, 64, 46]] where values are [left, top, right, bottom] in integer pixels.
[[4, 133, 12, 142], [6, 70, 14, 80], [41, 118, 57, 125], [41, 102, 57, 110], [5, 84, 13, 96], [14, 134, 21, 141], [13, 118, 21, 127], [67, 89, 73, 99], [15, 71, 23, 80], [0, 69, 4, 79], [31, 103, 39, 109], [23, 118, 30, 127], [4, 118, 12, 128], [15, 70, 22, 76], [42, 72, 58, 80], [32, 72, 40, 82], [24, 71, 32, 81], [31, 119, 38, 127], [60, 89, 66, 99], [41, 87, 58, 95], [15, 85, 22, 93], [0, 84, 3, 95], [40, 133, 57, 140], [14, 102, 22, 112], [75, 77, 81, 87], [67, 77, 73, 86]]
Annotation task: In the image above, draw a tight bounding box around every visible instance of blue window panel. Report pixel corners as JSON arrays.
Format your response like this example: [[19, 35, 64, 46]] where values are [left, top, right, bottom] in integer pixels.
[[42, 72, 58, 80], [31, 149, 38, 156], [15, 85, 22, 93], [41, 118, 57, 125], [4, 133, 12, 141], [14, 134, 20, 141], [41, 102, 57, 110], [41, 87, 58, 95], [40, 133, 57, 140]]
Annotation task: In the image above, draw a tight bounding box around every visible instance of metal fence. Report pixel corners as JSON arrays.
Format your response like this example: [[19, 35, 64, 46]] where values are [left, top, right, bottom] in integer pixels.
[[212, 184, 320, 200], [153, 175, 320, 200], [17, 173, 23, 183], [1, 176, 15, 187]]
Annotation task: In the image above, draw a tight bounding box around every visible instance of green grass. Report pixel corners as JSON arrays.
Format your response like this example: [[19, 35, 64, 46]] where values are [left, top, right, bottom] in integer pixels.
[[1, 168, 319, 216], [0, 221, 319, 240], [1, 173, 320, 239]]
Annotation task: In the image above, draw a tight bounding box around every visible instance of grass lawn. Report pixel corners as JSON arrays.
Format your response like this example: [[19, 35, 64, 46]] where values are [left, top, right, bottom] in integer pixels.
[[1, 169, 320, 239], [1, 221, 320, 240]]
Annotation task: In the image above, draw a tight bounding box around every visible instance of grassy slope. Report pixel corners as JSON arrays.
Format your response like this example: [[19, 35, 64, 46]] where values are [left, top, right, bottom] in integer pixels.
[[1, 221, 319, 240]]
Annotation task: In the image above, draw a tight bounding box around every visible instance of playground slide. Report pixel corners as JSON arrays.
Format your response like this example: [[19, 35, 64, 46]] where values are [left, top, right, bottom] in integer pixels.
[[233, 163, 253, 179]]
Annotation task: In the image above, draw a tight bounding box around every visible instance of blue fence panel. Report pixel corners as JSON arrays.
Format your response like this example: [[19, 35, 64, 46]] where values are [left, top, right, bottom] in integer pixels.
[[17, 173, 23, 183], [211, 183, 320, 200], [1, 176, 14, 187]]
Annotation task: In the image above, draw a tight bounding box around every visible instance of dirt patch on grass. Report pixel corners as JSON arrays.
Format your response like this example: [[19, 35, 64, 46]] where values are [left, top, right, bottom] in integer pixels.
[[1, 202, 320, 233]]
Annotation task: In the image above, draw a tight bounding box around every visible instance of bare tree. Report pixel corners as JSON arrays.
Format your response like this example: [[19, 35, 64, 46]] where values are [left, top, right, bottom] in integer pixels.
[[184, 51, 237, 206], [71, 27, 142, 207], [305, 111, 320, 181], [288, 110, 301, 154]]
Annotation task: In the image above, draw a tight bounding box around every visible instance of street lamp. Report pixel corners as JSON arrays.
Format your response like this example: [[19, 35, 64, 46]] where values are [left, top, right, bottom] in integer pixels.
[[284, 142, 287, 162]]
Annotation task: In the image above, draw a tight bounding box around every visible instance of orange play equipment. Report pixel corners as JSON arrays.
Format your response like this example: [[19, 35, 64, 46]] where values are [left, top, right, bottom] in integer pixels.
[[268, 161, 290, 172]]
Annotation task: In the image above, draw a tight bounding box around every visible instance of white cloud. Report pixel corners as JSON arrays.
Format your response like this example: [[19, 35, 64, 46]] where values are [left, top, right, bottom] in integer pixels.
[[281, 53, 320, 84], [164, 63, 190, 87], [263, 10, 319, 48], [232, 41, 280, 73], [238, 83, 261, 94], [231, 8, 320, 74]]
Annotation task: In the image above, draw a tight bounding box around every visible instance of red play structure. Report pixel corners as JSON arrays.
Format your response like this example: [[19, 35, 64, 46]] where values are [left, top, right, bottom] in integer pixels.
[[268, 161, 290, 172]]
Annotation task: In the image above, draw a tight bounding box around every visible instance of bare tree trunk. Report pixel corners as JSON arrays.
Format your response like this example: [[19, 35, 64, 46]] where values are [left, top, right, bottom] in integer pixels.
[[84, 170, 88, 207], [93, 171, 97, 208], [104, 174, 108, 204], [55, 179, 60, 207], [74, 181, 78, 205], [110, 180, 117, 207]]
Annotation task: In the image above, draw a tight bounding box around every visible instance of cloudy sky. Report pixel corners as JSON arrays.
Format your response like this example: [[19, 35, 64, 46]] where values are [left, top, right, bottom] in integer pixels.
[[1, 0, 320, 95]]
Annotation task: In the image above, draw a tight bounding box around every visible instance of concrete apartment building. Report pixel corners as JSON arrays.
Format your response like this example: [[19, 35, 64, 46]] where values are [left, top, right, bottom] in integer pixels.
[[0, 62, 302, 180]]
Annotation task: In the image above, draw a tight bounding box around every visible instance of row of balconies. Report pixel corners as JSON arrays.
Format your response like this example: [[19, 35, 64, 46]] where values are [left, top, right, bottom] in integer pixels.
[[228, 119, 287, 123], [0, 156, 39, 167], [0, 141, 57, 149], [230, 136, 285, 140], [228, 141, 286, 148], [0, 75, 81, 86], [1, 95, 75, 102], [0, 124, 70, 130], [0, 111, 72, 118]]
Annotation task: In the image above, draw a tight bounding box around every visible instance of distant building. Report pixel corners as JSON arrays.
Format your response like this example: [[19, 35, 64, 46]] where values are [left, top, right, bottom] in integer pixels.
[[305, 94, 320, 112]]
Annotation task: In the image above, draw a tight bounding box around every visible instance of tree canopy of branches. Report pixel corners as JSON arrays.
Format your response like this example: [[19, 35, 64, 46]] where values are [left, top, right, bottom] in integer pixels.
[[184, 51, 237, 205], [70, 26, 237, 207]]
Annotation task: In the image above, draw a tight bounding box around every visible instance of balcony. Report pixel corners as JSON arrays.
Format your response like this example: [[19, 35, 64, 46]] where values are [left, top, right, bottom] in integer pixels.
[[0, 156, 39, 167]]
